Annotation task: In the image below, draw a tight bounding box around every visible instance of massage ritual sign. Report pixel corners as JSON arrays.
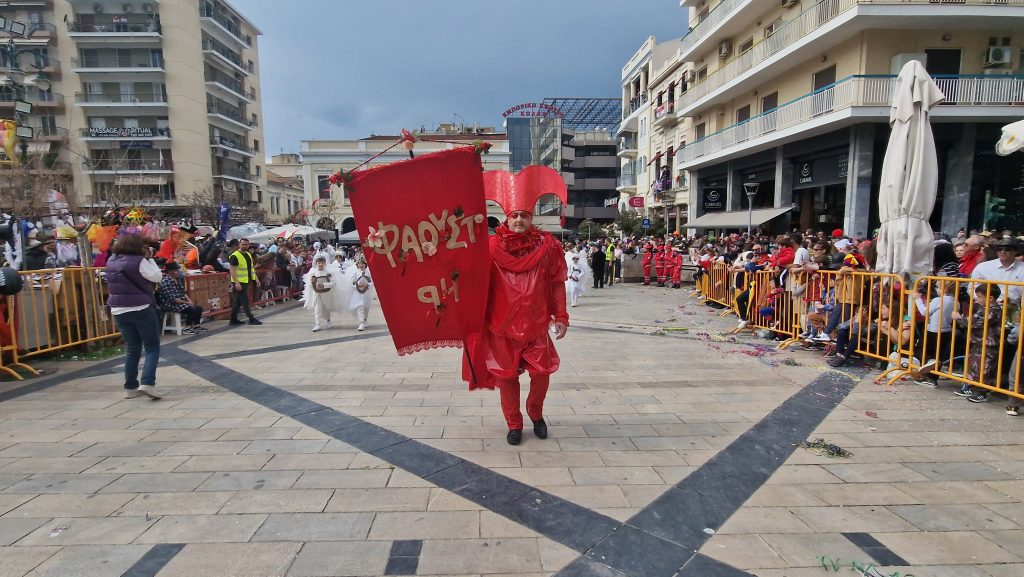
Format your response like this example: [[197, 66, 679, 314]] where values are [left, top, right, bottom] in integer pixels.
[[347, 148, 490, 355]]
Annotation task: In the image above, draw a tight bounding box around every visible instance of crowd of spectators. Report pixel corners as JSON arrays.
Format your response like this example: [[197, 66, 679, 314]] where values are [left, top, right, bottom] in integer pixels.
[[676, 225, 1024, 417]]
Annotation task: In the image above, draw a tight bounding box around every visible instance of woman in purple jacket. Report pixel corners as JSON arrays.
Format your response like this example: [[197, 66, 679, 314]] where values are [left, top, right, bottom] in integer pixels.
[[106, 234, 164, 399]]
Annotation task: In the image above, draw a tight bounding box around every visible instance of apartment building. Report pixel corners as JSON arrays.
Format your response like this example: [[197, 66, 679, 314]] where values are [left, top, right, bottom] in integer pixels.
[[506, 98, 622, 229], [616, 36, 686, 233], [669, 0, 1024, 236], [300, 126, 512, 234], [1, 0, 269, 221]]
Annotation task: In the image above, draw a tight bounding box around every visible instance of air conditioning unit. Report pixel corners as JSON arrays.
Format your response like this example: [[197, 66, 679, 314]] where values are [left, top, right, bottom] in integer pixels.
[[683, 70, 696, 83], [985, 46, 1013, 66], [781, 0, 798, 7], [93, 3, 104, 13], [143, 4, 154, 13], [718, 41, 732, 58]]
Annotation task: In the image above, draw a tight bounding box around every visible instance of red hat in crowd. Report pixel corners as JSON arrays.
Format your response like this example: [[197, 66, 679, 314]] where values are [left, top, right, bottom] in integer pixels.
[[831, 228, 844, 238]]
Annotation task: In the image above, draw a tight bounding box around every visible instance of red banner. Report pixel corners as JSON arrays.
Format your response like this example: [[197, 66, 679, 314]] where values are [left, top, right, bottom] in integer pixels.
[[348, 148, 490, 356], [628, 196, 645, 208]]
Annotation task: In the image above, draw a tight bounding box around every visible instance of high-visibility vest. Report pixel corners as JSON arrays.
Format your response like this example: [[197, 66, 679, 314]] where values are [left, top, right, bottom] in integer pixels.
[[230, 250, 254, 283]]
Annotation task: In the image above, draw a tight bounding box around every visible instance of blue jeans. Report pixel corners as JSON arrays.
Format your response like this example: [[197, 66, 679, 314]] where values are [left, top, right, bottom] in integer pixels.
[[114, 306, 161, 389]]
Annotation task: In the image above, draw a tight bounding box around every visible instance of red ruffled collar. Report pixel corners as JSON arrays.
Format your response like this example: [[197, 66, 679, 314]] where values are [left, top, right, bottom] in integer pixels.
[[494, 224, 544, 257]]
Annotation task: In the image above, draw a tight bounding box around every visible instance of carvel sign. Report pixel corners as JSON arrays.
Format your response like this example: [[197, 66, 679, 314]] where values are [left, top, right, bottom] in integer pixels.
[[502, 102, 565, 119]]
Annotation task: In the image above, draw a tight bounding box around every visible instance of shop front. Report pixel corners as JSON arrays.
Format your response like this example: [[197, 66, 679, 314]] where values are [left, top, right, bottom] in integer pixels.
[[791, 150, 848, 234]]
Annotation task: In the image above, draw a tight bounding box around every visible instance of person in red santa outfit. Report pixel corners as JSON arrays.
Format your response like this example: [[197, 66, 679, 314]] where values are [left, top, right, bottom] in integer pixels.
[[463, 168, 570, 445], [670, 244, 684, 288], [654, 244, 668, 287], [641, 243, 654, 285]]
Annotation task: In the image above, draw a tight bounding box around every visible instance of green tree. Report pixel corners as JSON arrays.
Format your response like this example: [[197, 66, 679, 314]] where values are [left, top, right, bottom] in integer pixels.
[[615, 210, 641, 237], [577, 218, 601, 240]]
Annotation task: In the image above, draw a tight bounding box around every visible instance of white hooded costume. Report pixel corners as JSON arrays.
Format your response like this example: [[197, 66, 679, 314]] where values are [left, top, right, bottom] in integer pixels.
[[338, 260, 375, 330], [301, 251, 346, 330], [564, 250, 590, 307]]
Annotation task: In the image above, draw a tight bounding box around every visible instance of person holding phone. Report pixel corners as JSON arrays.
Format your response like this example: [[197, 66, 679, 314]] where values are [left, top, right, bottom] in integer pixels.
[[106, 234, 163, 399]]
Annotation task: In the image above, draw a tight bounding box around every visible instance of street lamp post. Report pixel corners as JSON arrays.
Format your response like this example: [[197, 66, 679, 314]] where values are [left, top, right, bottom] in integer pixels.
[[743, 181, 760, 238]]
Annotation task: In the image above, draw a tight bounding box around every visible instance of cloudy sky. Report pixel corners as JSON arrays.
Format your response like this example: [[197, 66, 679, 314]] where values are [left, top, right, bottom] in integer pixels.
[[242, 0, 687, 157]]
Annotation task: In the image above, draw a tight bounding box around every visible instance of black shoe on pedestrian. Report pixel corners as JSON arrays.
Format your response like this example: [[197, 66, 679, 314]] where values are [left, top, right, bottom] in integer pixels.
[[248, 318, 263, 325], [506, 429, 522, 445], [532, 419, 548, 439], [228, 319, 244, 326]]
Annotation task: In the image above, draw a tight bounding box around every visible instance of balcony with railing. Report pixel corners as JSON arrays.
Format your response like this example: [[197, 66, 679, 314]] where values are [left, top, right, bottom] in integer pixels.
[[215, 168, 258, 183], [70, 54, 163, 72], [199, 6, 250, 48], [617, 165, 639, 190], [202, 40, 252, 75], [678, 74, 1024, 168], [677, 0, 1024, 116], [1, 21, 56, 40], [68, 13, 161, 36], [83, 158, 174, 173], [623, 93, 649, 119], [653, 99, 678, 127], [0, 91, 63, 106], [617, 136, 638, 157], [210, 135, 254, 156], [204, 69, 251, 102], [679, 0, 746, 60], [207, 103, 254, 130], [76, 91, 167, 105]]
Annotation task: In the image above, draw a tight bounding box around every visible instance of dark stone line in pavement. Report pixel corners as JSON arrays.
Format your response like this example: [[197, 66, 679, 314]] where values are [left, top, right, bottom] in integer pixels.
[[842, 532, 910, 567], [204, 330, 389, 360], [551, 368, 866, 577], [161, 347, 622, 555], [0, 302, 303, 404], [119, 543, 185, 577], [676, 553, 759, 577], [384, 540, 423, 575]]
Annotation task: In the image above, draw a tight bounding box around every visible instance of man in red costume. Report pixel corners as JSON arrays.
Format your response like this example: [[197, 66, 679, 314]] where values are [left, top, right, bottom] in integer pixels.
[[464, 167, 570, 445], [641, 243, 654, 285], [670, 245, 684, 288]]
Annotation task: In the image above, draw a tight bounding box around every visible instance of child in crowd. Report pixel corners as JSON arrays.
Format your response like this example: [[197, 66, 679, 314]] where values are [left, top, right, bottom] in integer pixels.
[[953, 284, 1004, 402], [911, 279, 959, 387], [348, 258, 374, 331]]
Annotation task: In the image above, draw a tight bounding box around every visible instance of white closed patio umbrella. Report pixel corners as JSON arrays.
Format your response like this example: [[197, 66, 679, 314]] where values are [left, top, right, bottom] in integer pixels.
[[875, 60, 945, 280]]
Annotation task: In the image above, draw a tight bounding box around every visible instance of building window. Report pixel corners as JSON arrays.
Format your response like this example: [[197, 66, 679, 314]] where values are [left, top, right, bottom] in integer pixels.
[[695, 123, 706, 141], [761, 92, 778, 113], [739, 38, 753, 55], [317, 175, 331, 200], [697, 66, 708, 82], [764, 20, 779, 39], [736, 105, 750, 124], [253, 139, 260, 152]]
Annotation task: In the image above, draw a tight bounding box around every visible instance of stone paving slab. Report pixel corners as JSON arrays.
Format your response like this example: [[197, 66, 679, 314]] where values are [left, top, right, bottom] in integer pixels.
[[0, 285, 1022, 576]]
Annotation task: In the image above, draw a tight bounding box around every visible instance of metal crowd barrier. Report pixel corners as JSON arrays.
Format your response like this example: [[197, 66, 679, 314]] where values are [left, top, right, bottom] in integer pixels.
[[882, 276, 1024, 401], [701, 264, 1022, 400]]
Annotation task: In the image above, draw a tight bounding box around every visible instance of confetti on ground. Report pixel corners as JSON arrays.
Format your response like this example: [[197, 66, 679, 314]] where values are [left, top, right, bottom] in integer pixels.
[[864, 410, 878, 418], [799, 438, 854, 458]]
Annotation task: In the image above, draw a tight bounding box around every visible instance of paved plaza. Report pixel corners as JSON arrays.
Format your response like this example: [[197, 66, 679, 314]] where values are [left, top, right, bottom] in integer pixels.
[[0, 284, 1022, 577]]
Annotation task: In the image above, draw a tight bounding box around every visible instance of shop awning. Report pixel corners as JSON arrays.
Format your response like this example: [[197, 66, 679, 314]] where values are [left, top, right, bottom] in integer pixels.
[[685, 207, 793, 229]]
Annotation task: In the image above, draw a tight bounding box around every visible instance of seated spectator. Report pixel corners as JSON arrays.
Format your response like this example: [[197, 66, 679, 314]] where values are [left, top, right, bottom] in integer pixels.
[[157, 262, 205, 334], [953, 283, 1005, 403]]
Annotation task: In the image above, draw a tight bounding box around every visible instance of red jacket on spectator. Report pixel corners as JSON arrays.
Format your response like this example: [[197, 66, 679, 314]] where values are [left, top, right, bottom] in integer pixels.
[[771, 246, 794, 269], [959, 250, 984, 277]]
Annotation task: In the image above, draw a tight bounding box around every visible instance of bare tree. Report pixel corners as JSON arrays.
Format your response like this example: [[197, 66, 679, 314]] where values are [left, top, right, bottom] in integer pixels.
[[180, 186, 266, 226]]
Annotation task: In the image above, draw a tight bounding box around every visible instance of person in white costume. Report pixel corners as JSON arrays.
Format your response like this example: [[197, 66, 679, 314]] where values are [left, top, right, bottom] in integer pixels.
[[302, 252, 345, 332], [564, 250, 590, 307], [346, 258, 374, 331]]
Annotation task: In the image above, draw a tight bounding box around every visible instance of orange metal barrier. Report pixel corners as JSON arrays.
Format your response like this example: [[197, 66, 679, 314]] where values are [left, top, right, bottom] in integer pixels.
[[13, 267, 119, 359], [884, 276, 1024, 401]]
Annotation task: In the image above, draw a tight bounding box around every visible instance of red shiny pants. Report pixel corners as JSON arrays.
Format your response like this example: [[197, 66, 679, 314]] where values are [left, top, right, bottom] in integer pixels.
[[498, 374, 549, 430]]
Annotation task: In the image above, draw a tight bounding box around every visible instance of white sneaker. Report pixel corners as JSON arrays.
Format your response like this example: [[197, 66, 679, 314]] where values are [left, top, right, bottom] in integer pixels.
[[124, 389, 142, 399], [737, 320, 749, 329], [312, 324, 321, 332], [813, 332, 832, 342], [325, 321, 332, 329], [138, 385, 162, 400], [358, 323, 366, 331]]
